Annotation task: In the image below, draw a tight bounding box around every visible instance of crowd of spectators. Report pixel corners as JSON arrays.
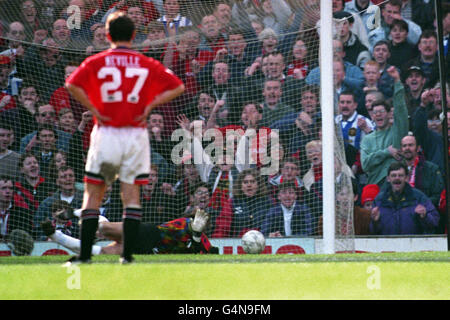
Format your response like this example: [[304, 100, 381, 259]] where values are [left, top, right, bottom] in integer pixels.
[[0, 0, 449, 248]]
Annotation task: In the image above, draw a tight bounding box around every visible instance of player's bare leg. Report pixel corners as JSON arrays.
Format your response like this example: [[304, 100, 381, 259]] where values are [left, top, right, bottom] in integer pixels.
[[77, 182, 107, 262], [119, 181, 142, 264], [83, 182, 107, 209]]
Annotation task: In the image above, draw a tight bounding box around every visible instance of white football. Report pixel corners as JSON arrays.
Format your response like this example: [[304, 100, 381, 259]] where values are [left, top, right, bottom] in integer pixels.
[[241, 230, 266, 254]]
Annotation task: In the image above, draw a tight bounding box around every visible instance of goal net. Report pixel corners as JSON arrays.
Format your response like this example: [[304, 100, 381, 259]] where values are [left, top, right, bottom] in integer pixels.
[[0, 0, 398, 255]]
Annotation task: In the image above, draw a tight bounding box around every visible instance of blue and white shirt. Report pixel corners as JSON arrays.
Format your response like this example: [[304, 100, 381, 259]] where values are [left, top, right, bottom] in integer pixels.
[[335, 111, 374, 150], [157, 14, 192, 36]]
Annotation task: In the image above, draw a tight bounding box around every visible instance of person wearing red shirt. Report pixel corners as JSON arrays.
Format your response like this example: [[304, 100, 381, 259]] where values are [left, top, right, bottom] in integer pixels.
[[50, 62, 86, 123], [286, 38, 310, 80], [65, 12, 184, 264], [0, 175, 32, 241], [198, 14, 226, 68], [162, 26, 202, 107], [15, 153, 51, 212]]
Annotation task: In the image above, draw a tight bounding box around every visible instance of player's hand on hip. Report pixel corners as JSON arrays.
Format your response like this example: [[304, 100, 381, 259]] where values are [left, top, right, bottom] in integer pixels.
[[93, 111, 111, 125], [134, 106, 152, 125]]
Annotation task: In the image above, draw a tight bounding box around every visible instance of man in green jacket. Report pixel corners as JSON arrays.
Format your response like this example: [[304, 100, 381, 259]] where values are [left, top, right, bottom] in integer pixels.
[[360, 66, 409, 186]]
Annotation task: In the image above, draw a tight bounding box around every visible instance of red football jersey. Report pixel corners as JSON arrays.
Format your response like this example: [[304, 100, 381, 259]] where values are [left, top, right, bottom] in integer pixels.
[[65, 48, 183, 128]]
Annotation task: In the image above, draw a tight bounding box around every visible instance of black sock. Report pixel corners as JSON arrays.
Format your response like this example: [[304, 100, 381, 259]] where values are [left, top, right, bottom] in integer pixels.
[[79, 209, 99, 261], [122, 208, 142, 260]]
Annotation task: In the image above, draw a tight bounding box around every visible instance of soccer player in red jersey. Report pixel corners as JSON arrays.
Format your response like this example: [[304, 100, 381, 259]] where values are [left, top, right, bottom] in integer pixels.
[[65, 12, 185, 264]]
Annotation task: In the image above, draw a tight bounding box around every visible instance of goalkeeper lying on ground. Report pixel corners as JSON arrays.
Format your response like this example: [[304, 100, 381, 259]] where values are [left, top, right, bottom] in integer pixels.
[[40, 204, 218, 256]]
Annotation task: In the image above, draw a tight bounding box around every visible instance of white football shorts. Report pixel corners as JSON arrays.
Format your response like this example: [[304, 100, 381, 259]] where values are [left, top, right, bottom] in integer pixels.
[[84, 125, 150, 185]]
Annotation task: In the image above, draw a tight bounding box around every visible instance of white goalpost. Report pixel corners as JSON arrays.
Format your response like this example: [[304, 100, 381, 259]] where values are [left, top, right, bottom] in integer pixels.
[[320, 0, 336, 254]]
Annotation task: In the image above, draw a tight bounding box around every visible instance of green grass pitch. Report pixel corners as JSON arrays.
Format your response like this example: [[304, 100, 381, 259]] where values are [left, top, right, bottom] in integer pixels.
[[1, 252, 449, 300]]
